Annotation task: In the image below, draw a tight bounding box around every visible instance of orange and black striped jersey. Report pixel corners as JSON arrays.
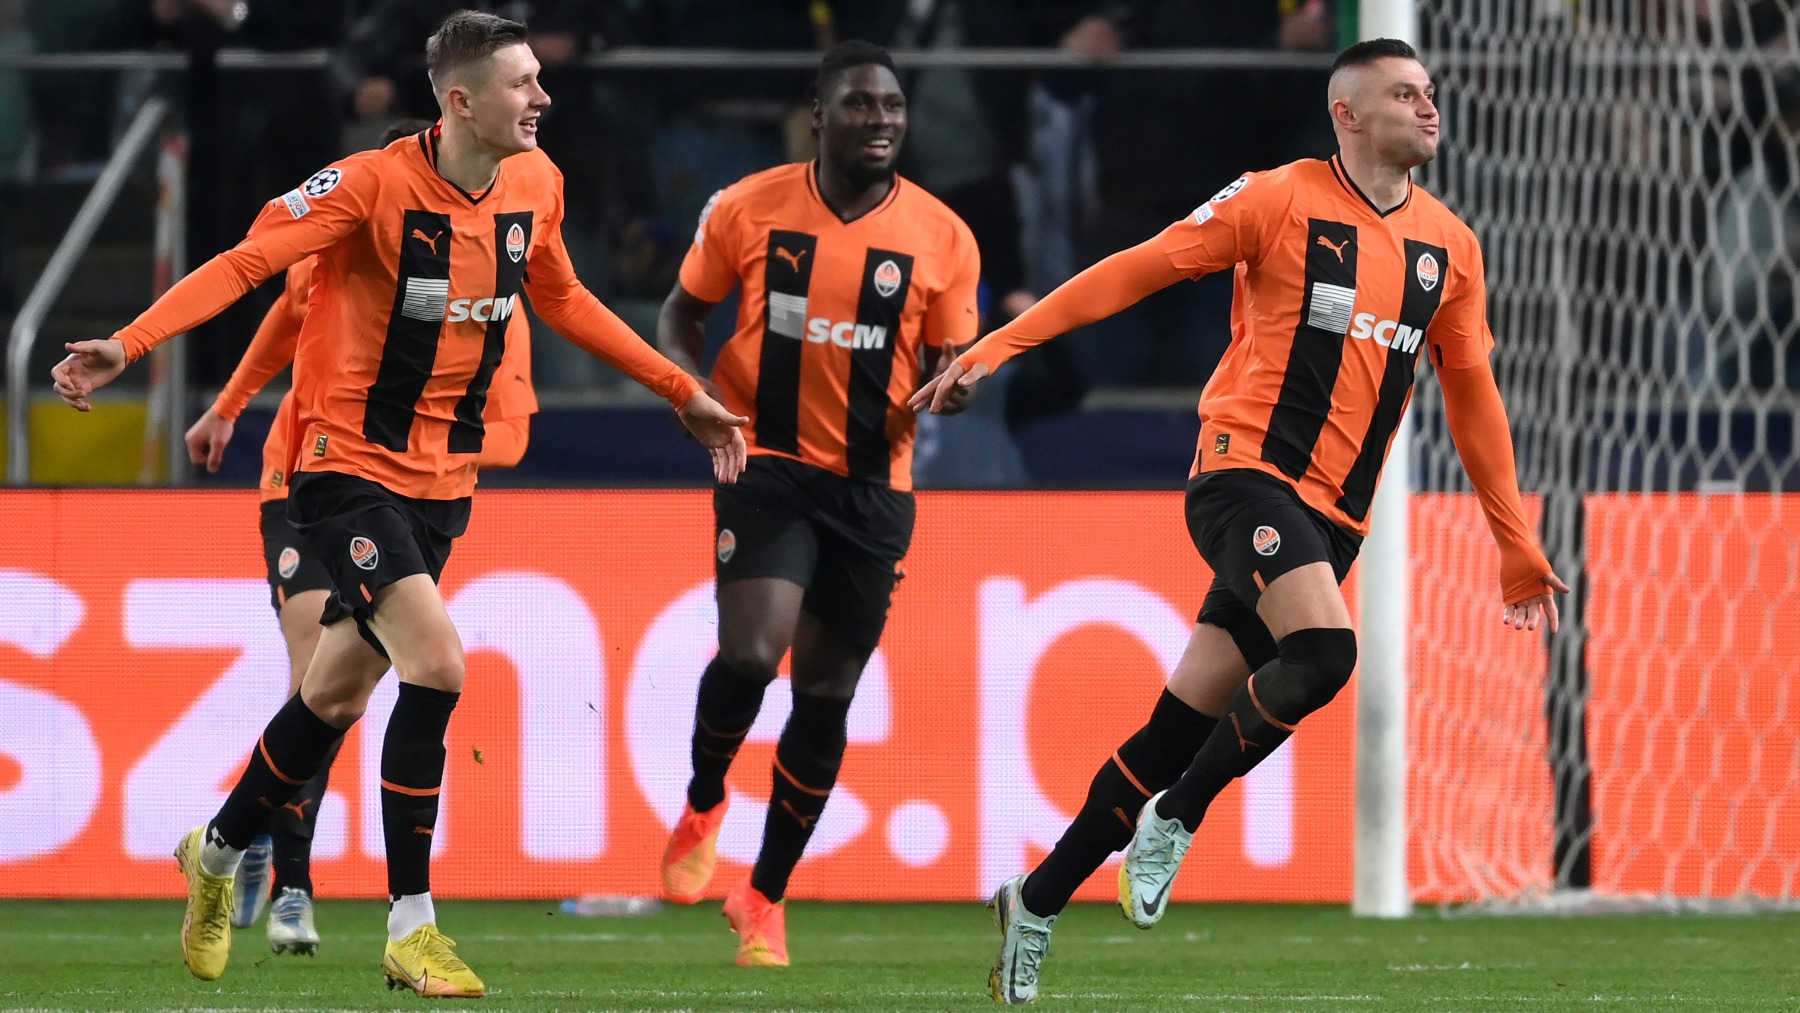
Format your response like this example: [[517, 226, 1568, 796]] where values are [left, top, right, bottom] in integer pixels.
[[209, 255, 535, 503], [680, 162, 980, 490], [117, 126, 697, 500], [961, 155, 1553, 602], [969, 155, 1490, 534], [1158, 156, 1491, 531]]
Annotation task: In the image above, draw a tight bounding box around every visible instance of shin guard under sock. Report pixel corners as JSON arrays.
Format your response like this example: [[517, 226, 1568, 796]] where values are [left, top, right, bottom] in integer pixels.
[[1022, 689, 1217, 916], [271, 738, 340, 896], [750, 692, 852, 902], [211, 694, 347, 850], [687, 656, 776, 813], [1158, 628, 1357, 831], [380, 683, 459, 899]]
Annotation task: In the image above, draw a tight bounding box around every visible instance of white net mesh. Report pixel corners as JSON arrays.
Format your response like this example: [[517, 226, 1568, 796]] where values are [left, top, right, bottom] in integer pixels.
[[1409, 0, 1800, 909]]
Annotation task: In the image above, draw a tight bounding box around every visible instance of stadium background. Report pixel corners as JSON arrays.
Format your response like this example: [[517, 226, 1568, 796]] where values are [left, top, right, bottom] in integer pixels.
[[0, 0, 1797, 915]]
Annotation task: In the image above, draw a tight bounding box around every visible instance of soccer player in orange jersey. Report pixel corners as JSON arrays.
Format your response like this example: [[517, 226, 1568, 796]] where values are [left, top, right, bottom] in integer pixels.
[[913, 39, 1570, 1003], [178, 118, 536, 958], [53, 11, 745, 996], [654, 40, 981, 968]]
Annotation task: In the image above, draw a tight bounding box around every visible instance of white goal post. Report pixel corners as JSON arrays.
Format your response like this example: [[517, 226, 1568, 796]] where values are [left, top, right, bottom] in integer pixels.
[[1359, 0, 1800, 915]]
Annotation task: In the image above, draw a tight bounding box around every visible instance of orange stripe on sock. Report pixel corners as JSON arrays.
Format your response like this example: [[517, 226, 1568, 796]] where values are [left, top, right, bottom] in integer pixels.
[[772, 756, 831, 797], [380, 779, 442, 797], [258, 736, 306, 786], [697, 715, 753, 739], [1246, 675, 1299, 733], [1111, 751, 1152, 798]]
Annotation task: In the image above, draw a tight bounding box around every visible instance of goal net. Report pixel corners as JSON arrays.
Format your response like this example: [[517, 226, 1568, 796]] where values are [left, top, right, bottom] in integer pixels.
[[1406, 0, 1800, 910]]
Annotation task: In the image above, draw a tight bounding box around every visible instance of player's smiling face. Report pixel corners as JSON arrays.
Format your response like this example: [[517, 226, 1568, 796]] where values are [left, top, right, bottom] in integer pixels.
[[464, 43, 550, 157], [815, 64, 907, 185], [1362, 58, 1439, 167]]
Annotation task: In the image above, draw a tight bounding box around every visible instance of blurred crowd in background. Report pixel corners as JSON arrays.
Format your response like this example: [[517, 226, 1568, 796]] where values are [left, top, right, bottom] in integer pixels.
[[0, 0, 1344, 396], [1, 0, 1796, 488]]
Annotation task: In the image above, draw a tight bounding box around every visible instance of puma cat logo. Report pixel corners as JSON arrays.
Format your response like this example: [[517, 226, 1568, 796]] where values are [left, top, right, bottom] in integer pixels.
[[773, 246, 807, 272]]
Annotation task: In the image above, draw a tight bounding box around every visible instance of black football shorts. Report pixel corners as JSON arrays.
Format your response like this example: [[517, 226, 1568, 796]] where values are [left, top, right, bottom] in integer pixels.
[[1188, 468, 1362, 668], [260, 499, 333, 612], [286, 470, 469, 657], [712, 455, 915, 649]]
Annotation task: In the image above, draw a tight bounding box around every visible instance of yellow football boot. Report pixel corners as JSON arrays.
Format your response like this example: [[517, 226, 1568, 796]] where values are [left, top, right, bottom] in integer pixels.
[[173, 826, 235, 981], [382, 924, 486, 998]]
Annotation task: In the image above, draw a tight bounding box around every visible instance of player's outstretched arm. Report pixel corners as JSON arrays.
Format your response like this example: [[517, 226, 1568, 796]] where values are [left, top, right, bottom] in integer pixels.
[[187, 270, 309, 470], [676, 391, 748, 484], [1437, 356, 1569, 632], [911, 239, 1182, 415], [50, 339, 127, 412]]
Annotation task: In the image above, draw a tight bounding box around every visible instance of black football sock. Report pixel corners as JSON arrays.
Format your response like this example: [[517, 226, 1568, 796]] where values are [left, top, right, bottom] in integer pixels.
[[1021, 690, 1217, 917], [210, 694, 347, 850], [380, 682, 458, 899], [271, 739, 340, 896], [750, 692, 851, 902], [687, 656, 776, 813], [1157, 629, 1357, 832]]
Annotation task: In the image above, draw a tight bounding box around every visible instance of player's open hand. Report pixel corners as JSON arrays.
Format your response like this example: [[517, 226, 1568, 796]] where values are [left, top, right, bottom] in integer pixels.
[[51, 338, 127, 412], [1502, 571, 1571, 634], [677, 391, 749, 484], [909, 360, 989, 415], [185, 406, 236, 473]]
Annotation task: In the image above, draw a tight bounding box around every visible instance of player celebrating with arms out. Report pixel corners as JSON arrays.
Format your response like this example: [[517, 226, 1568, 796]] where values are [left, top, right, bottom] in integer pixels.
[[54, 10, 744, 998], [179, 118, 539, 958], [913, 38, 1568, 1004], [655, 40, 980, 968]]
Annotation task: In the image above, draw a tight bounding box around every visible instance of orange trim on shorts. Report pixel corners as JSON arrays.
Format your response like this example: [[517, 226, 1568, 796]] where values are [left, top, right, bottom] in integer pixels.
[[257, 737, 306, 786], [1253, 570, 1267, 592], [360, 583, 373, 602], [276, 585, 287, 606], [773, 756, 831, 797], [380, 779, 442, 797], [1246, 675, 1299, 733], [1110, 750, 1152, 798]]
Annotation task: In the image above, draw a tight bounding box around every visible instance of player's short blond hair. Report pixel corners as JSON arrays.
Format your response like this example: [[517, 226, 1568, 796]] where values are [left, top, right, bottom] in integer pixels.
[[426, 10, 528, 93]]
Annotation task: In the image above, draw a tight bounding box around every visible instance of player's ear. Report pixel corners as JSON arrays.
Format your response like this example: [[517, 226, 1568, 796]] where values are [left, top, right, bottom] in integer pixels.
[[810, 98, 824, 135], [443, 82, 473, 120]]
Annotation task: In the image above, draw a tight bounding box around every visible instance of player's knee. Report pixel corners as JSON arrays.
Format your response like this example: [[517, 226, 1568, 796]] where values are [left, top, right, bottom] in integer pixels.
[[790, 664, 861, 701], [716, 643, 784, 682], [1264, 627, 1357, 720], [400, 644, 465, 692], [304, 691, 367, 729]]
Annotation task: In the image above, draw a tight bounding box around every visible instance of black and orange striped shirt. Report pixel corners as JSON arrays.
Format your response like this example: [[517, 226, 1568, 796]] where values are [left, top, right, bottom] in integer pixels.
[[968, 156, 1492, 534], [1159, 158, 1490, 530], [209, 254, 535, 503], [117, 126, 697, 499], [680, 162, 981, 491]]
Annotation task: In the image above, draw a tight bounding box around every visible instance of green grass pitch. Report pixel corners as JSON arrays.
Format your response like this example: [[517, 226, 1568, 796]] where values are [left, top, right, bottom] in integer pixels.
[[1, 900, 1796, 1011]]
